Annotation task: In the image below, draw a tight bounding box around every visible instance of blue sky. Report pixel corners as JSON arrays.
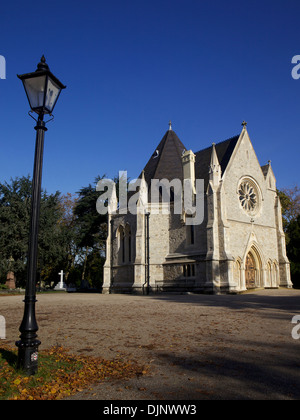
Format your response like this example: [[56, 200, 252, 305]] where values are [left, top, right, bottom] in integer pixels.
[[0, 0, 299, 195]]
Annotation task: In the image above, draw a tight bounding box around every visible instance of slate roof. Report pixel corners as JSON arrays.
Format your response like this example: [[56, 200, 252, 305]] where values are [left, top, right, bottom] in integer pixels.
[[194, 135, 240, 189], [140, 129, 240, 193], [141, 129, 187, 187]]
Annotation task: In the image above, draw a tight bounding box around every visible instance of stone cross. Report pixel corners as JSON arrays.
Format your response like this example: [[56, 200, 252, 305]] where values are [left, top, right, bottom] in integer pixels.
[[54, 270, 67, 291], [58, 270, 64, 287]]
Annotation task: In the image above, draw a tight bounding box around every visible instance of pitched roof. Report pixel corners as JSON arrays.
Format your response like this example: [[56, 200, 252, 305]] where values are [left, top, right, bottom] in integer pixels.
[[139, 129, 240, 195], [141, 129, 187, 186], [195, 135, 240, 189]]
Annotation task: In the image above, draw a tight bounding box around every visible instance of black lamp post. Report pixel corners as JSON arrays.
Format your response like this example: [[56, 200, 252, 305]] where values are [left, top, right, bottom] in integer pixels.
[[16, 56, 66, 375]]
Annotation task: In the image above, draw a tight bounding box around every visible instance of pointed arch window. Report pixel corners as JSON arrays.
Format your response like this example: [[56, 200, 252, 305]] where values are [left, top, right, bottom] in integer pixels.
[[186, 219, 195, 246], [118, 224, 133, 264], [118, 226, 125, 264], [125, 224, 132, 263]]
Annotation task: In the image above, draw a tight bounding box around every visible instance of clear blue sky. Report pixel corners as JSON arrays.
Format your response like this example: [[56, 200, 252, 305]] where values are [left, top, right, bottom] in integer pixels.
[[0, 0, 299, 195]]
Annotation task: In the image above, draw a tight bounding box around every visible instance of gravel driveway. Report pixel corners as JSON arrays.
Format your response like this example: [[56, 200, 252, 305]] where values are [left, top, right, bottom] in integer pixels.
[[1, 289, 300, 400]]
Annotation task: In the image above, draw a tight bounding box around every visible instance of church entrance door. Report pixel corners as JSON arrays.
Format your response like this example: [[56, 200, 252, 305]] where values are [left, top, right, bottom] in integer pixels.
[[245, 253, 256, 289]]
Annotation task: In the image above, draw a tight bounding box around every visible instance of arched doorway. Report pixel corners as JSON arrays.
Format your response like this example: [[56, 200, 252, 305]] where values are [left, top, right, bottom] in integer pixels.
[[245, 252, 256, 289]]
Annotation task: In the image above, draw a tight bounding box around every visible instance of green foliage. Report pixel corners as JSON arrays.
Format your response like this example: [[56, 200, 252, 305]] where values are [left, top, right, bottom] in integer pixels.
[[72, 176, 108, 288], [278, 186, 300, 233], [0, 176, 31, 282], [286, 215, 300, 288], [278, 186, 300, 288], [0, 175, 108, 290], [74, 176, 107, 248], [0, 177, 71, 287]]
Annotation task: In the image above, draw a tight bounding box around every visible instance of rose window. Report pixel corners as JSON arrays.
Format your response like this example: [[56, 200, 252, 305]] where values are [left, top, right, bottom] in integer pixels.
[[238, 181, 258, 214]]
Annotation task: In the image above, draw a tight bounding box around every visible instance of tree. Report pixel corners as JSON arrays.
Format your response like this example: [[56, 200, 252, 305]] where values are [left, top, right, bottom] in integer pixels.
[[73, 176, 107, 288], [278, 185, 300, 288], [286, 215, 300, 288], [0, 174, 117, 290], [56, 193, 79, 283], [0, 176, 31, 283], [278, 186, 300, 232], [0, 176, 66, 287]]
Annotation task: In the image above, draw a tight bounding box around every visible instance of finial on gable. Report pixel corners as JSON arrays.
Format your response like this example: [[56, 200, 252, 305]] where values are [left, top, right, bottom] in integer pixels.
[[168, 120, 172, 131], [242, 121, 247, 128]]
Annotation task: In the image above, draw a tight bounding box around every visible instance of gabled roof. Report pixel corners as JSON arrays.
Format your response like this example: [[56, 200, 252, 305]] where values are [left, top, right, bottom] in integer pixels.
[[195, 135, 240, 189], [142, 129, 186, 186], [139, 128, 240, 194]]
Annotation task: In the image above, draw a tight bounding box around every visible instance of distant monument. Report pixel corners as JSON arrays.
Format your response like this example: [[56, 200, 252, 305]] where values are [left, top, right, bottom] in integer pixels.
[[54, 270, 67, 291]]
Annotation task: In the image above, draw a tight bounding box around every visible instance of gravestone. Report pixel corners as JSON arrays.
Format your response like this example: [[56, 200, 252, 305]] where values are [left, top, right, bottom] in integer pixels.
[[0, 315, 5, 339], [5, 271, 16, 289]]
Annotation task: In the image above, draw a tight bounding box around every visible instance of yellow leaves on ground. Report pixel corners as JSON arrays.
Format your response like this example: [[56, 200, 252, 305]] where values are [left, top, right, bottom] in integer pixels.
[[13, 378, 21, 386], [0, 345, 148, 400]]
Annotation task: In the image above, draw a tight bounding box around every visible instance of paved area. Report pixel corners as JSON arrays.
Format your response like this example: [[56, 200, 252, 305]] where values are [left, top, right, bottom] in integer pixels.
[[1, 289, 300, 400]]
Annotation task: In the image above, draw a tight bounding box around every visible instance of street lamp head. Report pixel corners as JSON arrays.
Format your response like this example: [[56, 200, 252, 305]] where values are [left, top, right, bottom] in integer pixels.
[[17, 56, 66, 119]]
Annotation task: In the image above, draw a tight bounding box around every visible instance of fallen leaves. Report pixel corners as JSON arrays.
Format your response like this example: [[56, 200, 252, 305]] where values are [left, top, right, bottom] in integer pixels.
[[0, 344, 148, 400]]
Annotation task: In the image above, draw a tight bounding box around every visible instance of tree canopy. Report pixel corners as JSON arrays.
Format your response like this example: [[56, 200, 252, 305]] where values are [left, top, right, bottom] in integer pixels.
[[0, 175, 107, 289], [278, 185, 300, 287], [0, 176, 66, 285]]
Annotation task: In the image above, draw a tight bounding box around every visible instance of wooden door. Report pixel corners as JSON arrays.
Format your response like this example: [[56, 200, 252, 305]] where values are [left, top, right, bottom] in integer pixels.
[[245, 253, 256, 289]]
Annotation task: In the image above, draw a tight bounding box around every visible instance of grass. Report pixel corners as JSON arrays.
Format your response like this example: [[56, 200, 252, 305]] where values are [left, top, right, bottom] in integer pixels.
[[0, 344, 147, 400]]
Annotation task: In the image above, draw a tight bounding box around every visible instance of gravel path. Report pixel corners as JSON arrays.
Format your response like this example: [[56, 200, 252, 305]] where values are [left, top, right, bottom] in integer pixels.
[[1, 289, 300, 400]]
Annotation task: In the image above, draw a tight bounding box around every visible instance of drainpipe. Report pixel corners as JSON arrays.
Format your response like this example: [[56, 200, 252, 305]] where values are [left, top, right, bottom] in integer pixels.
[[110, 219, 114, 288], [143, 212, 150, 295]]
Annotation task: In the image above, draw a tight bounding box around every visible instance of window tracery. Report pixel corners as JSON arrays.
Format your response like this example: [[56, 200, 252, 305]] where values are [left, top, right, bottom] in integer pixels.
[[238, 179, 260, 215]]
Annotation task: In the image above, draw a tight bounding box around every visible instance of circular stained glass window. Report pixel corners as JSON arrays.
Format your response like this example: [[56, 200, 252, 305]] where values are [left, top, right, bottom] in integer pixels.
[[238, 180, 258, 214]]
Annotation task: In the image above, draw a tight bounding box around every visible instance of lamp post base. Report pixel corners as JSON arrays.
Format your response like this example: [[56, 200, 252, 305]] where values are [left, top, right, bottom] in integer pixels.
[[15, 296, 41, 375], [16, 338, 41, 375]]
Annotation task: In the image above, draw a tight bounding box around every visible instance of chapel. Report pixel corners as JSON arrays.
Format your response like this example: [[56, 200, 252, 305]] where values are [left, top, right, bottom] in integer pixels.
[[103, 122, 292, 294]]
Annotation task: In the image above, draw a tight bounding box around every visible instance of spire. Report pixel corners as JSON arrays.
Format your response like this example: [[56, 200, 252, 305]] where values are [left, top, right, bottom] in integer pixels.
[[210, 143, 219, 170], [138, 170, 148, 211], [108, 182, 118, 214], [209, 143, 221, 186], [141, 126, 186, 186]]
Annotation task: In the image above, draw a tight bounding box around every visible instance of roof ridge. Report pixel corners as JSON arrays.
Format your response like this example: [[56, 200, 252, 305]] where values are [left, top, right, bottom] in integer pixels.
[[195, 134, 240, 155]]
